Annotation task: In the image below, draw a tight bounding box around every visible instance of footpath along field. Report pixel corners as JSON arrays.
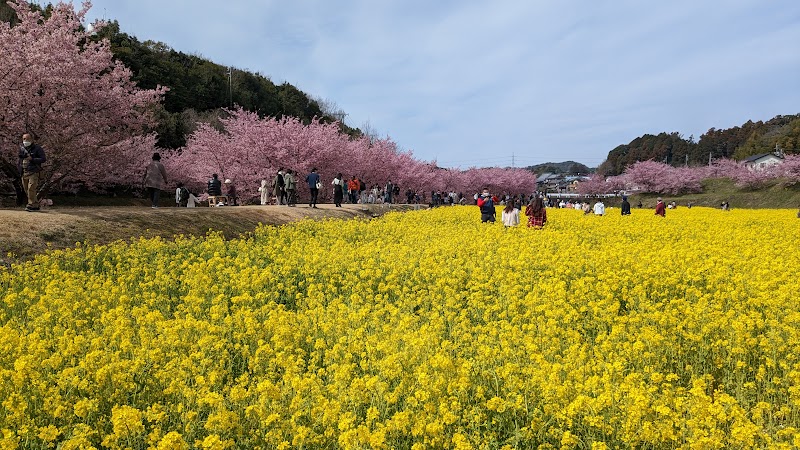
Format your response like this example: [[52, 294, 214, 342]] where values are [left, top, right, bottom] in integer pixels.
[[1, 206, 800, 449]]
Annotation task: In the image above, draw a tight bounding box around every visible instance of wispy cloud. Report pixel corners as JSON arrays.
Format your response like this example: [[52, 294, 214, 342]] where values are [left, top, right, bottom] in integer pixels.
[[87, 0, 800, 167]]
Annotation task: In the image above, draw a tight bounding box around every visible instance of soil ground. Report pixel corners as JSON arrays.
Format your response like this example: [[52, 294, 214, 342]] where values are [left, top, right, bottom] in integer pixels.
[[0, 203, 422, 266]]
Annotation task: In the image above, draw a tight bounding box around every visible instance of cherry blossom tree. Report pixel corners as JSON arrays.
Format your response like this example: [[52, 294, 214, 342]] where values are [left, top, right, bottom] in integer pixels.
[[170, 108, 540, 203], [0, 0, 165, 201]]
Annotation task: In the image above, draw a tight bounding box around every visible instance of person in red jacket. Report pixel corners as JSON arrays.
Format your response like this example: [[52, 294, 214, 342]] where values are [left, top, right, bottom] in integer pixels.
[[655, 197, 666, 217], [477, 188, 498, 223]]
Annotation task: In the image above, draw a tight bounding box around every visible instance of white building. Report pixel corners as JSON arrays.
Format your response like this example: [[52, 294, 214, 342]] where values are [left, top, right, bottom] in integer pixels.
[[743, 152, 784, 170]]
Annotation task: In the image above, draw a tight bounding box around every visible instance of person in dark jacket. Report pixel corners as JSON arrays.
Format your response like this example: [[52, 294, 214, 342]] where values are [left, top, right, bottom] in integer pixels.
[[272, 169, 285, 205], [18, 133, 46, 211], [225, 179, 237, 205], [477, 188, 498, 223], [332, 173, 344, 207], [306, 168, 320, 208], [621, 196, 631, 216], [207, 174, 222, 196]]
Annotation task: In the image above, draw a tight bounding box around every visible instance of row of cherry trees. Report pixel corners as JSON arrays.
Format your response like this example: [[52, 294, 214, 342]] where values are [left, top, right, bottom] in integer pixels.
[[0, 1, 165, 201], [1, 1, 538, 203], [578, 157, 800, 195], [167, 108, 538, 202]]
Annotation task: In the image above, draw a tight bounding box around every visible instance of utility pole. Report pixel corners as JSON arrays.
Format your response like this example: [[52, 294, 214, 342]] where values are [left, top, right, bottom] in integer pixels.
[[685, 154, 688, 167], [512, 153, 515, 168], [227, 66, 233, 107], [708, 152, 712, 166]]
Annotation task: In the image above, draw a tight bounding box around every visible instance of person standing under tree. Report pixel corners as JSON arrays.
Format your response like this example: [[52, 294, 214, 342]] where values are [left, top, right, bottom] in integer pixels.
[[306, 168, 321, 208], [17, 133, 46, 211], [176, 183, 189, 207], [143, 152, 168, 208], [258, 179, 269, 205], [284, 169, 297, 206], [332, 173, 344, 207], [272, 168, 285, 205], [225, 179, 237, 206], [385, 179, 394, 204]]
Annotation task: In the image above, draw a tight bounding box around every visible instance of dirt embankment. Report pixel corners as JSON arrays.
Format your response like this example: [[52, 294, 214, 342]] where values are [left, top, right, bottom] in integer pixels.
[[0, 203, 420, 265]]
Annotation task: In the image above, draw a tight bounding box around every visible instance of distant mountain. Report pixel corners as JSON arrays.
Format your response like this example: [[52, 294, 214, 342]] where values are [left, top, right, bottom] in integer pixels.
[[598, 114, 800, 176], [526, 161, 592, 175]]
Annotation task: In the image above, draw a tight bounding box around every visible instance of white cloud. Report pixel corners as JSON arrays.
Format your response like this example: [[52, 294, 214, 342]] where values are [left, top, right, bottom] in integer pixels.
[[87, 0, 800, 167]]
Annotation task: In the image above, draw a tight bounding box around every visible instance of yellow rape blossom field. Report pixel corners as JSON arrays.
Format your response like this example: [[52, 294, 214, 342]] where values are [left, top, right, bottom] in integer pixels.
[[2, 206, 800, 449]]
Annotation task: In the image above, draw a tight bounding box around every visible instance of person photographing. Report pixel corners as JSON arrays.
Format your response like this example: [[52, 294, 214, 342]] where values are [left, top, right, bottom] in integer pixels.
[[477, 188, 498, 223]]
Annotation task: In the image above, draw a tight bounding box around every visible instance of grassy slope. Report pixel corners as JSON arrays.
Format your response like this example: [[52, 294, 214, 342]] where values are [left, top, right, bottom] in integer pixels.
[[606, 178, 800, 210]]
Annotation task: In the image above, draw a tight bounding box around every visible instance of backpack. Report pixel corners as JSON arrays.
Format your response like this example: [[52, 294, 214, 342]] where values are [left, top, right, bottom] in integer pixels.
[[481, 197, 494, 214], [179, 187, 190, 202]]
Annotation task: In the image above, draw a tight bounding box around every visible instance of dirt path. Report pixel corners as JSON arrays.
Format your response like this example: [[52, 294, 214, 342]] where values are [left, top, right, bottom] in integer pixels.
[[0, 203, 418, 265]]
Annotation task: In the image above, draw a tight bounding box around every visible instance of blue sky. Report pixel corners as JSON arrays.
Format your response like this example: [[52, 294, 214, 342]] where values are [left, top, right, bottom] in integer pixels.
[[83, 0, 800, 169]]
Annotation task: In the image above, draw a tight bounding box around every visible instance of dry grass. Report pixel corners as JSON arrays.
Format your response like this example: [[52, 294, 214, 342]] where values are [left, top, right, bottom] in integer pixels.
[[0, 204, 417, 265]]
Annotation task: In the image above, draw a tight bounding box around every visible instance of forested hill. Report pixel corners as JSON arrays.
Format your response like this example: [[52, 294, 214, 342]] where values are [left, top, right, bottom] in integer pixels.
[[526, 161, 592, 175], [598, 114, 800, 176], [0, 2, 359, 149]]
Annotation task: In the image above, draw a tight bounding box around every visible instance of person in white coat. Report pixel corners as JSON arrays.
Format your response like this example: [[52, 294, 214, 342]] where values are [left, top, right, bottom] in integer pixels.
[[501, 201, 520, 227], [258, 179, 269, 205], [593, 200, 605, 216]]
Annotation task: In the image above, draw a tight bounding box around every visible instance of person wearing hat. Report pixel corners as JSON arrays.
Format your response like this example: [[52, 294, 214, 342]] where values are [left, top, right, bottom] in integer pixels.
[[621, 195, 631, 216], [655, 197, 666, 217], [225, 178, 237, 206]]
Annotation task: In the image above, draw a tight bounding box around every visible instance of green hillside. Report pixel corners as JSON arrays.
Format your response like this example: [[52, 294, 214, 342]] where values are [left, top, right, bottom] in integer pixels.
[[599, 114, 800, 175]]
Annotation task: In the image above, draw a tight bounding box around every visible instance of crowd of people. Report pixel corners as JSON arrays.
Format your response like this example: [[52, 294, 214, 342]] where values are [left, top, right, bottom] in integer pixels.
[[468, 188, 733, 228], [13, 135, 800, 220], [157, 156, 739, 226]]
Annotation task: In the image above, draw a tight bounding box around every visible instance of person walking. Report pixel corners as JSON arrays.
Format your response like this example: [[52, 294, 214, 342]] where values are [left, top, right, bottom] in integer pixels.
[[621, 195, 631, 215], [332, 173, 344, 207], [284, 169, 297, 206], [272, 168, 285, 205], [143, 152, 168, 208], [501, 201, 520, 227], [525, 196, 547, 228], [17, 133, 46, 211], [655, 197, 666, 217], [306, 168, 321, 208]]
